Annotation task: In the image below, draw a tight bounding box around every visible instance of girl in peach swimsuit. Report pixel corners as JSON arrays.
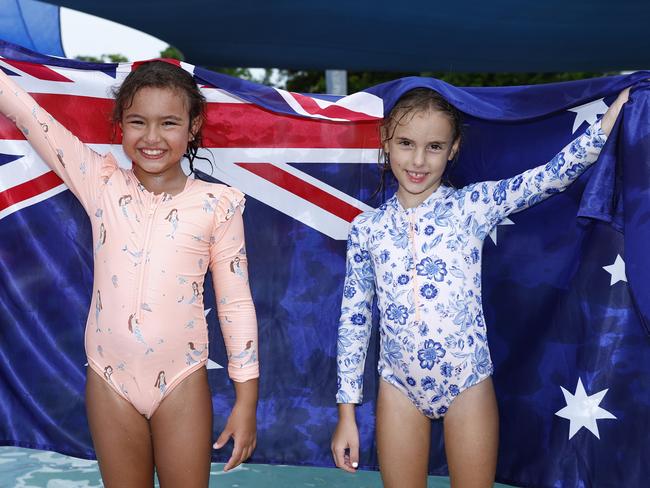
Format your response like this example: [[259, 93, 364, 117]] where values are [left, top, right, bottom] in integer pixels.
[[0, 61, 258, 487]]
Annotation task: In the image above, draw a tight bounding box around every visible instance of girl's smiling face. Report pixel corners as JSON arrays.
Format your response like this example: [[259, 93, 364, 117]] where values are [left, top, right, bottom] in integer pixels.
[[120, 86, 199, 184], [384, 109, 459, 209]]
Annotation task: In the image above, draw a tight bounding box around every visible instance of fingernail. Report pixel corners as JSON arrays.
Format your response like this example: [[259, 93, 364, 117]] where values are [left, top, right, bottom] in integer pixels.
[[352, 462, 359, 468]]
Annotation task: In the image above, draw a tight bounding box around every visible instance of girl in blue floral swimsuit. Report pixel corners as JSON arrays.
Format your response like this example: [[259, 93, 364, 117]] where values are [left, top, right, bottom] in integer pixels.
[[331, 87, 629, 487]]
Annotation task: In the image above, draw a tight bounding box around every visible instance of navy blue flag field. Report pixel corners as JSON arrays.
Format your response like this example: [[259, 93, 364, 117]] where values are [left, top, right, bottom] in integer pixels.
[[0, 40, 649, 487]]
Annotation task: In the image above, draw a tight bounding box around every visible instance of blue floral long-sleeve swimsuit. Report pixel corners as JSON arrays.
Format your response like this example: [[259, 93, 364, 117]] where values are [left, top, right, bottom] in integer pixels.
[[336, 120, 607, 418]]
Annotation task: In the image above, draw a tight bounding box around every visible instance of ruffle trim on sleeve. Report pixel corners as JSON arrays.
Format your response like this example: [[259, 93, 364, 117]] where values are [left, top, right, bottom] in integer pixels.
[[92, 152, 120, 201], [214, 186, 246, 224], [101, 153, 120, 180]]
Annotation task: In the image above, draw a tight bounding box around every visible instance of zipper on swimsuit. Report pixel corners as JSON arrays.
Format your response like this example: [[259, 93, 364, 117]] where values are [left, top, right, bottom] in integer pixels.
[[134, 196, 160, 322], [409, 212, 421, 324]]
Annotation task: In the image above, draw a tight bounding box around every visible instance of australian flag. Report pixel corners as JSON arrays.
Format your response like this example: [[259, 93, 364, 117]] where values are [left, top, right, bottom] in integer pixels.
[[0, 39, 649, 487]]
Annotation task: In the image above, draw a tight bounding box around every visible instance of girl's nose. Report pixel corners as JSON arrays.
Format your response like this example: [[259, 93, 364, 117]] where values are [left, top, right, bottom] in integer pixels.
[[412, 149, 426, 167], [143, 125, 161, 144]]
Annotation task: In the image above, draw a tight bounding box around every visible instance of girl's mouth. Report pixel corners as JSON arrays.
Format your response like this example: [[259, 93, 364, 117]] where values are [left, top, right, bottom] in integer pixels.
[[139, 148, 165, 159], [406, 170, 428, 183]]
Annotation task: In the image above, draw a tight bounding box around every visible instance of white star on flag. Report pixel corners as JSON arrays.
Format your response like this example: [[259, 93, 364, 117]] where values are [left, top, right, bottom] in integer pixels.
[[207, 359, 223, 370], [567, 98, 609, 133], [603, 254, 627, 285], [555, 378, 616, 439], [489, 217, 514, 245]]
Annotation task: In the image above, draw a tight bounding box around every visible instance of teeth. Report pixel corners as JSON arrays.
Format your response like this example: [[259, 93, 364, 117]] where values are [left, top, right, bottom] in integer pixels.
[[142, 149, 163, 156], [407, 171, 426, 177]]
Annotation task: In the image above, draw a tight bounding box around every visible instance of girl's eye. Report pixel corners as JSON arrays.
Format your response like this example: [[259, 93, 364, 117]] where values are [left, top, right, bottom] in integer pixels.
[[429, 144, 442, 151], [398, 140, 412, 147], [129, 120, 144, 126], [163, 121, 179, 126]]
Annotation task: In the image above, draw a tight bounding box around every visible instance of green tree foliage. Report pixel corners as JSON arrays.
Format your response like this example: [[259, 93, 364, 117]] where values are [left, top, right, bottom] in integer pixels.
[[159, 46, 184, 60], [75, 54, 129, 63], [423, 71, 614, 87], [284, 70, 613, 93], [158, 46, 256, 81], [211, 67, 255, 81], [76, 46, 612, 92], [284, 70, 418, 93]]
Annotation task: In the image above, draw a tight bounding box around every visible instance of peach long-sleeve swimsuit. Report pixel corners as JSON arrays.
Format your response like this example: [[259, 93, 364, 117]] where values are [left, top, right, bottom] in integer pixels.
[[0, 70, 259, 418]]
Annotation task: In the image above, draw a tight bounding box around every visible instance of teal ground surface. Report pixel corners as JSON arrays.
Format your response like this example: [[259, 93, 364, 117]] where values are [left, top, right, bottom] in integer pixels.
[[0, 446, 517, 487]]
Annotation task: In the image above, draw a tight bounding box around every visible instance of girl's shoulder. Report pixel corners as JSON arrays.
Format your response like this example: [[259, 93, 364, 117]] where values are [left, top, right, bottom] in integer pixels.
[[441, 182, 488, 206], [193, 180, 244, 202], [351, 207, 379, 228], [192, 180, 246, 224], [351, 198, 395, 229]]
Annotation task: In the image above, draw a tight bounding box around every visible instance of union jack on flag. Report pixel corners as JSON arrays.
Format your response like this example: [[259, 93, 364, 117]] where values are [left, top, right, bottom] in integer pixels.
[[2, 40, 650, 488], [0, 49, 384, 239]]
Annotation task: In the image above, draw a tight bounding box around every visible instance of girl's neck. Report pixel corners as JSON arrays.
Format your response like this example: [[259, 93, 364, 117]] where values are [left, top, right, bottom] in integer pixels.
[[132, 165, 188, 196], [396, 182, 442, 209]]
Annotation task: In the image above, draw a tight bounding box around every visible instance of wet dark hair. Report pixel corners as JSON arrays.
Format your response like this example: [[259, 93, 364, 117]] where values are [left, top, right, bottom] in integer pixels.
[[372, 88, 463, 200], [111, 61, 209, 176]]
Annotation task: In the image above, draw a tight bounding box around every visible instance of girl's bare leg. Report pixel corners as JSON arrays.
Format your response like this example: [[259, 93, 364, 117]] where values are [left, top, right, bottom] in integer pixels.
[[443, 377, 498, 488], [376, 379, 431, 488], [86, 369, 154, 487], [150, 366, 213, 488]]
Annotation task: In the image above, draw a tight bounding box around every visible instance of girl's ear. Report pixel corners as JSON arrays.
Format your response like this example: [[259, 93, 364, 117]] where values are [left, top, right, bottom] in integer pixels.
[[449, 137, 461, 160], [380, 125, 390, 154]]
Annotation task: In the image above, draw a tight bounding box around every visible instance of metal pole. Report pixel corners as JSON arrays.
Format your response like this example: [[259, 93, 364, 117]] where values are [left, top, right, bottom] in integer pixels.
[[325, 69, 348, 95]]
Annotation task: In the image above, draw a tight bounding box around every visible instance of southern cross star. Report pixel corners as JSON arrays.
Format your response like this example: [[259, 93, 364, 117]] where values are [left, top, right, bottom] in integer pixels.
[[568, 98, 609, 133], [602, 254, 627, 286], [555, 378, 616, 439]]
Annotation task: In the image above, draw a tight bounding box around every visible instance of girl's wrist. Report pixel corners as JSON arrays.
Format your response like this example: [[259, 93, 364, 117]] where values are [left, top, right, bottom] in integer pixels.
[[232, 377, 259, 409], [337, 403, 357, 422], [233, 396, 258, 410]]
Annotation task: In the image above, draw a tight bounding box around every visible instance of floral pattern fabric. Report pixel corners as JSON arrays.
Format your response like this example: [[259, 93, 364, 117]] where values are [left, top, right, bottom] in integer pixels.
[[336, 120, 607, 418]]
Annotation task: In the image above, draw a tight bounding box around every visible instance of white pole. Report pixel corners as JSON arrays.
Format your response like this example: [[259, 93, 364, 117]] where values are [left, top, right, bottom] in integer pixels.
[[325, 69, 347, 95]]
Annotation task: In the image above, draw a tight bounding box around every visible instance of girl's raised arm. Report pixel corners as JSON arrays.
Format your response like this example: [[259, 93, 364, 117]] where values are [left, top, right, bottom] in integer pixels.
[[463, 88, 629, 228], [0, 68, 117, 211]]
